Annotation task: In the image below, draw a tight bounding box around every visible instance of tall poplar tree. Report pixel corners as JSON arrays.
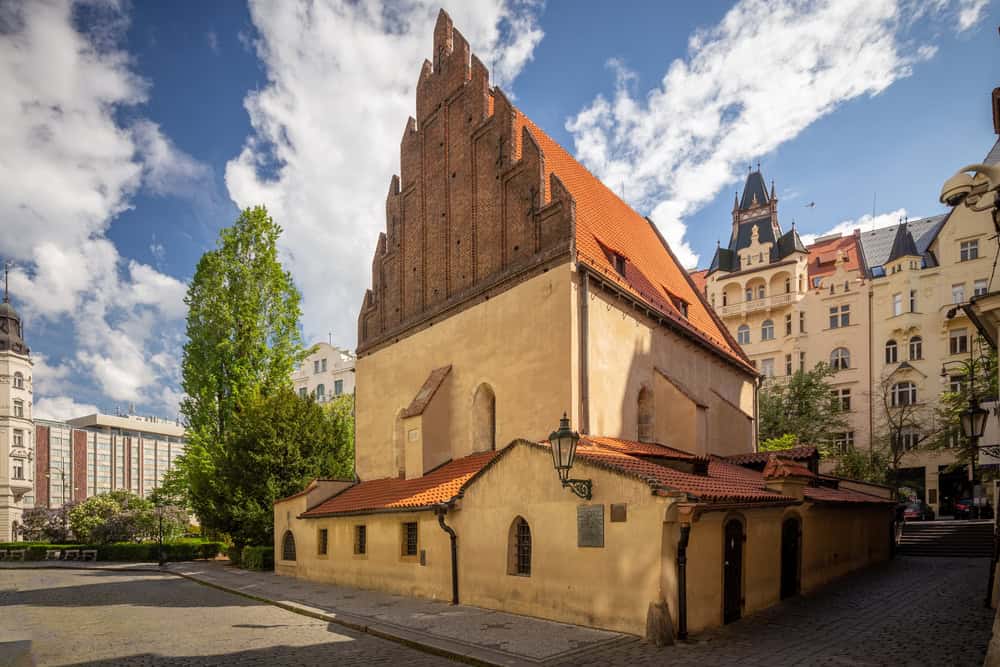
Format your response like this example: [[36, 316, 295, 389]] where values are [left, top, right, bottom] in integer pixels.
[[177, 206, 306, 541]]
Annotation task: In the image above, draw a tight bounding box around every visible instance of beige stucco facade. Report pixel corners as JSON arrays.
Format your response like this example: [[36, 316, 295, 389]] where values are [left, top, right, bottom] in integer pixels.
[[0, 349, 33, 541]]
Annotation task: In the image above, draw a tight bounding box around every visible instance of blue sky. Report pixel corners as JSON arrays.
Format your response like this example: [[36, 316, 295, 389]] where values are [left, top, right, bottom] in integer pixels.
[[1, 0, 997, 420]]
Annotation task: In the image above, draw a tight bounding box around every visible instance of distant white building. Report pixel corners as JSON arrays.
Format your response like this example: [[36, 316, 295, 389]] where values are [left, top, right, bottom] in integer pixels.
[[292, 342, 355, 403]]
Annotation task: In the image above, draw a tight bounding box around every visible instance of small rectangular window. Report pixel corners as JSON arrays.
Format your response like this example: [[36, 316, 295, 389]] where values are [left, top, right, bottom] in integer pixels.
[[960, 239, 979, 262], [355, 525, 366, 555], [833, 431, 855, 454], [799, 311, 806, 333], [785, 313, 792, 336], [334, 379, 344, 395], [402, 522, 418, 556], [910, 289, 917, 312], [313, 360, 320, 374], [13, 399, 23, 418], [298, 387, 307, 398], [318, 528, 328, 556], [321, 358, 328, 372], [892, 293, 902, 316], [785, 354, 792, 376], [13, 430, 23, 448], [950, 329, 969, 355], [832, 388, 851, 412], [952, 283, 965, 304], [760, 358, 774, 378], [612, 253, 626, 277], [975, 279, 988, 297], [799, 351, 806, 371]]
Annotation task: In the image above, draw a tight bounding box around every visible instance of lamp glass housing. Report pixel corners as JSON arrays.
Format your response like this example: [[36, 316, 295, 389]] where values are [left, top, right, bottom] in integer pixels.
[[548, 413, 579, 478], [961, 400, 989, 440]]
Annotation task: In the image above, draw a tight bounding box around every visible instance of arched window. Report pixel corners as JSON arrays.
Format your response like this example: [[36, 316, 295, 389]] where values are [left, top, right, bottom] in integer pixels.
[[281, 531, 296, 561], [737, 325, 750, 345], [885, 340, 898, 364], [745, 288, 753, 302], [891, 382, 917, 407], [830, 347, 850, 370], [12, 372, 23, 389], [761, 320, 774, 341], [473, 384, 496, 452], [637, 386, 654, 442], [315, 384, 326, 401], [909, 336, 922, 360], [757, 285, 765, 300], [508, 516, 531, 576]]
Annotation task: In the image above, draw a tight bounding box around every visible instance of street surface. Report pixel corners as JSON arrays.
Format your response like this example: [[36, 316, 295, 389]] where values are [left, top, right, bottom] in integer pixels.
[[1, 569, 453, 666], [1, 556, 994, 666]]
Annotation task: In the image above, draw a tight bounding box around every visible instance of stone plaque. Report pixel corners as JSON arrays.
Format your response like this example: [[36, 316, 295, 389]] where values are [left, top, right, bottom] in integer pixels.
[[610, 503, 627, 523], [577, 504, 605, 548]]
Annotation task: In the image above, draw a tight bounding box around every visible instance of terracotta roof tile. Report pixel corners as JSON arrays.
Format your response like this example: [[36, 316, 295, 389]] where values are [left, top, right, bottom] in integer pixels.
[[301, 450, 497, 517], [806, 234, 863, 281], [401, 365, 451, 418], [804, 485, 894, 504], [515, 114, 753, 374], [583, 436, 704, 460], [688, 269, 709, 295], [724, 445, 818, 466], [762, 456, 817, 480]]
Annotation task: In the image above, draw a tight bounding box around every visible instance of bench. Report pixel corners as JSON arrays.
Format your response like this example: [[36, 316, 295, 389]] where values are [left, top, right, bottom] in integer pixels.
[[44, 550, 62, 560], [7, 549, 26, 561], [81, 550, 98, 562], [63, 549, 80, 561], [0, 549, 7, 561]]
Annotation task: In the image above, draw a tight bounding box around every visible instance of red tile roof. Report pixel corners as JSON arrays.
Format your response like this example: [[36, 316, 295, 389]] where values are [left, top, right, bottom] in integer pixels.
[[301, 451, 499, 517], [762, 456, 816, 480], [804, 485, 894, 505], [583, 436, 704, 461], [805, 233, 863, 282], [725, 445, 818, 466], [688, 269, 708, 296], [514, 114, 753, 375]]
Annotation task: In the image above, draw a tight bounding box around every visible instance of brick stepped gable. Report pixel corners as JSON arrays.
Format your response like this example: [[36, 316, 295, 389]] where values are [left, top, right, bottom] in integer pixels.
[[898, 520, 994, 558], [357, 10, 574, 353]]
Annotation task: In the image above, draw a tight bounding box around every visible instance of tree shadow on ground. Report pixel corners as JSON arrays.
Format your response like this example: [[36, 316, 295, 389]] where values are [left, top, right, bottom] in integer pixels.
[[2, 572, 260, 609]]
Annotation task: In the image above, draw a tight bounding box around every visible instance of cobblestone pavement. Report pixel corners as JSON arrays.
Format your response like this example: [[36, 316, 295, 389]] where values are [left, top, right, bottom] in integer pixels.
[[559, 556, 995, 667], [0, 569, 456, 666]]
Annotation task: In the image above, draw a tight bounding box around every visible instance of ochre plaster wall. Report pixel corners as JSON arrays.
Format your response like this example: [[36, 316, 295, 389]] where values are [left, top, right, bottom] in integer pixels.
[[356, 264, 575, 480], [454, 444, 668, 636], [681, 503, 891, 634], [275, 498, 452, 601], [584, 283, 755, 456]]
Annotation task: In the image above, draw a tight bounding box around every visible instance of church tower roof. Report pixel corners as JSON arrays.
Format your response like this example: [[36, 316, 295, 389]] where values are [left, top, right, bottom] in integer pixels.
[[739, 168, 770, 210], [887, 222, 919, 262], [0, 262, 29, 356]]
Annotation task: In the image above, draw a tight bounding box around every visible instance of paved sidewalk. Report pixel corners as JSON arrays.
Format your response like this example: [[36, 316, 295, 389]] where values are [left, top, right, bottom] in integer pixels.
[[1, 560, 629, 665]]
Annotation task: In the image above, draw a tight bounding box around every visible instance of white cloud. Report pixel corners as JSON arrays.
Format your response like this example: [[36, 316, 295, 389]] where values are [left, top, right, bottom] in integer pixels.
[[226, 0, 544, 348], [0, 0, 202, 414], [566, 0, 971, 269], [799, 207, 909, 246], [957, 0, 989, 31], [206, 30, 219, 54], [33, 395, 99, 422]]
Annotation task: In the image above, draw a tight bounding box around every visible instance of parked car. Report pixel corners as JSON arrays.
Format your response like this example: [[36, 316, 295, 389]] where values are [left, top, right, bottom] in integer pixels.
[[954, 498, 974, 519], [903, 501, 935, 521]]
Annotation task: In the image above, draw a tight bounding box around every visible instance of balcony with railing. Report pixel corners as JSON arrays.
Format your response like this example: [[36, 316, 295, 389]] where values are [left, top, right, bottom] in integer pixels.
[[720, 292, 797, 318]]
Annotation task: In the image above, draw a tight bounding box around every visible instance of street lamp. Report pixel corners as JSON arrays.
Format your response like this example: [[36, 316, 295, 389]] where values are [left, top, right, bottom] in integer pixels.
[[549, 413, 592, 500], [43, 467, 67, 508]]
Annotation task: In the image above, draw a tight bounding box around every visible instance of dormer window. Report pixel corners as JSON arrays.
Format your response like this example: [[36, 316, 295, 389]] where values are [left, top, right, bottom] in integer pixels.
[[612, 253, 626, 277]]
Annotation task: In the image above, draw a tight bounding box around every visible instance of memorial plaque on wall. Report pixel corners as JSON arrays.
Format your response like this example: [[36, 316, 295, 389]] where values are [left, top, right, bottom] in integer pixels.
[[577, 504, 605, 548]]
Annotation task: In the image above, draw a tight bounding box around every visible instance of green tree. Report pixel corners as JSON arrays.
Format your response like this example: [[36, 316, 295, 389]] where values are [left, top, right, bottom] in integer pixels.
[[759, 433, 799, 452], [68, 490, 163, 544], [758, 363, 849, 454], [212, 388, 354, 547], [176, 206, 305, 539]]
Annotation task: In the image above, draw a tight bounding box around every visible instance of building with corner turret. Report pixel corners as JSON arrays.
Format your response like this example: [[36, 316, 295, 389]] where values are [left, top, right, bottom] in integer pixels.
[[0, 271, 34, 542]]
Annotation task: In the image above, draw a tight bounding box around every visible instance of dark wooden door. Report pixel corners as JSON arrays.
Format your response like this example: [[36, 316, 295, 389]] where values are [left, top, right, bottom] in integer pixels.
[[780, 517, 801, 600], [723, 519, 743, 624]]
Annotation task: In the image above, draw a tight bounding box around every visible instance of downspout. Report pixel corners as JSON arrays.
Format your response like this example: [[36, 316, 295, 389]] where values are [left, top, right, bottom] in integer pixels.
[[868, 286, 875, 467], [579, 269, 590, 434], [435, 504, 459, 605], [677, 523, 691, 640], [753, 375, 761, 453]]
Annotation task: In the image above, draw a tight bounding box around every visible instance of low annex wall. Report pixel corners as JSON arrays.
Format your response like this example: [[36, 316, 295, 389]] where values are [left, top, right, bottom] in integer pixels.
[[274, 506, 453, 602], [682, 503, 892, 634]]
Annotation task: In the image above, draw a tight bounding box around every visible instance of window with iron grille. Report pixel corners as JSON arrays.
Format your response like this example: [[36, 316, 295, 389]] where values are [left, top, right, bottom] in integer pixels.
[[402, 522, 418, 556], [508, 516, 532, 576], [317, 529, 328, 556], [281, 531, 296, 561], [355, 525, 367, 555]]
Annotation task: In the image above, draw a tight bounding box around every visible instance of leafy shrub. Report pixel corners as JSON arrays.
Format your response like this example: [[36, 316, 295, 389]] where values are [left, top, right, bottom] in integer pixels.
[[226, 545, 242, 566], [241, 545, 274, 571], [0, 540, 223, 562]]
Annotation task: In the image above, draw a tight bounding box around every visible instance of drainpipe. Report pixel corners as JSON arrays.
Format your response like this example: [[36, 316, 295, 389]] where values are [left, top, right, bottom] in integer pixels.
[[579, 269, 590, 434], [677, 523, 691, 640], [435, 504, 459, 605]]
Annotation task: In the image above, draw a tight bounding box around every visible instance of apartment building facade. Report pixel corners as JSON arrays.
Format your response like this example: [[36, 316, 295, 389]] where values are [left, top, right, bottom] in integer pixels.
[[291, 342, 355, 402], [695, 146, 998, 514]]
